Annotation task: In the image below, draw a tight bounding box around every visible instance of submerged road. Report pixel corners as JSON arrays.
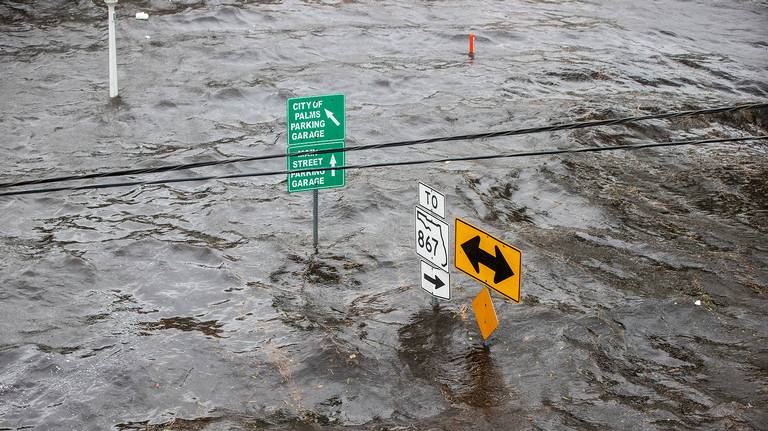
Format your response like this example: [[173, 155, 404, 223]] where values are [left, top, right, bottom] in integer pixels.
[[1, 0, 767, 429]]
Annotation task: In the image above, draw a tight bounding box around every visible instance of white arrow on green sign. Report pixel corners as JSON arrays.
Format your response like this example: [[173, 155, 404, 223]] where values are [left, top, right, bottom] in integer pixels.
[[287, 94, 345, 146]]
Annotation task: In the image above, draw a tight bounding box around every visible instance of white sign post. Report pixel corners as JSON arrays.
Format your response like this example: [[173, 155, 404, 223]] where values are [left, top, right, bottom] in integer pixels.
[[415, 182, 450, 302], [105, 0, 118, 98]]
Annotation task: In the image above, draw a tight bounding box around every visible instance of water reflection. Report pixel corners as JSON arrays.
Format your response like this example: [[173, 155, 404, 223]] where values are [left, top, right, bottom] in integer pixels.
[[458, 344, 509, 407], [397, 306, 509, 407]]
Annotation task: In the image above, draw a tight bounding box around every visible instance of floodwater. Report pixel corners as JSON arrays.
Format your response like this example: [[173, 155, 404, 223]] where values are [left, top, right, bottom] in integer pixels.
[[1, 0, 767, 429]]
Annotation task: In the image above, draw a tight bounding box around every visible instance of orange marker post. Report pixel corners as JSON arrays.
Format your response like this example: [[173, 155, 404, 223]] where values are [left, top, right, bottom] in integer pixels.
[[469, 32, 475, 58]]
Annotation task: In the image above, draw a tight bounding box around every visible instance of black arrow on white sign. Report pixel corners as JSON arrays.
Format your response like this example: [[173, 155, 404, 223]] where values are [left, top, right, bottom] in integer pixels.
[[423, 272, 445, 290]]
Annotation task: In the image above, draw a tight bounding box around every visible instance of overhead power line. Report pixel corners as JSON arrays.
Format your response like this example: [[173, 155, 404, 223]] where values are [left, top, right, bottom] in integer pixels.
[[0, 102, 765, 190], [1, 135, 765, 198]]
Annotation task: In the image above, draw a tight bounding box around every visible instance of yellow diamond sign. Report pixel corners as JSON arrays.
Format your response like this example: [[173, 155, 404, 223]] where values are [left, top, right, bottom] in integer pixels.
[[472, 287, 499, 340]]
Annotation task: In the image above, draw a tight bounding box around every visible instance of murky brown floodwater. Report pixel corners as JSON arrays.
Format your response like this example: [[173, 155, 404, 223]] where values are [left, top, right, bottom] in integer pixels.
[[1, 0, 767, 429]]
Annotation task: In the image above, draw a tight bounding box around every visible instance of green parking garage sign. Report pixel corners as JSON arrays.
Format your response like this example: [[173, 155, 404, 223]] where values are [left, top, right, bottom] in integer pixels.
[[287, 94, 345, 146], [287, 141, 345, 192], [286, 94, 346, 193]]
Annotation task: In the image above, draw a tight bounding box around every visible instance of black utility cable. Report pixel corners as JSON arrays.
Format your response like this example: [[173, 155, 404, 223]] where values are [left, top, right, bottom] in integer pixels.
[[1, 102, 765, 190], [1, 135, 765, 198]]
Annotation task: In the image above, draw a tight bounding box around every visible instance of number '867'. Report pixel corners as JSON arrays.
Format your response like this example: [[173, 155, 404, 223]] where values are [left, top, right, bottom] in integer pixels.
[[418, 230, 438, 255]]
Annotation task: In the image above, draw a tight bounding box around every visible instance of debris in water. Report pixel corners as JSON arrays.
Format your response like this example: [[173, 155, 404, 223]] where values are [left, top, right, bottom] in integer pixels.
[[459, 303, 468, 320]]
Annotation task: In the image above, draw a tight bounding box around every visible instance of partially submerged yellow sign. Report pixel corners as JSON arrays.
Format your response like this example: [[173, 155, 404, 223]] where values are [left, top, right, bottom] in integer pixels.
[[472, 287, 499, 340], [455, 218, 522, 302]]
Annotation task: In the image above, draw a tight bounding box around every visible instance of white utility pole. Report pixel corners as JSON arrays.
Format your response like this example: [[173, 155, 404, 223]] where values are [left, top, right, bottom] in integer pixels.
[[105, 0, 118, 98]]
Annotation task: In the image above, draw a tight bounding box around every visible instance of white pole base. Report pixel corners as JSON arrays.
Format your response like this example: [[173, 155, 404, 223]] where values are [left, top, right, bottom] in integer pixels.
[[106, 0, 118, 98]]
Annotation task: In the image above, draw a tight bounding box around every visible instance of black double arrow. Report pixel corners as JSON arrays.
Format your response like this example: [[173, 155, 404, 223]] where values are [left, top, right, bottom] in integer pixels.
[[461, 235, 514, 284]]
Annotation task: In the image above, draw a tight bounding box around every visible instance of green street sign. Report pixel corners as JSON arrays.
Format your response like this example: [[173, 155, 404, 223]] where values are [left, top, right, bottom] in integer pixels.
[[287, 141, 345, 192], [287, 94, 345, 146]]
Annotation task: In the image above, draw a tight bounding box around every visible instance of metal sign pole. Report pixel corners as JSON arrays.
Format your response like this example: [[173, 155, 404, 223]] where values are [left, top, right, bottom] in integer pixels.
[[105, 0, 118, 98], [313, 189, 319, 253]]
